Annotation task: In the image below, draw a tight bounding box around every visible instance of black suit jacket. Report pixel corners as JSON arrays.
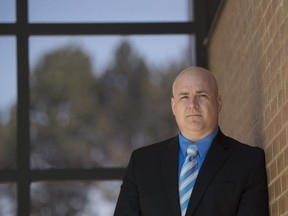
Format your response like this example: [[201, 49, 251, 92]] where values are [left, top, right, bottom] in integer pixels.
[[114, 130, 269, 216]]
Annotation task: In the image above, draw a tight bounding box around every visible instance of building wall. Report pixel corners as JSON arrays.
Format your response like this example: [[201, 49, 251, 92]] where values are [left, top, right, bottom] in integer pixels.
[[208, 0, 288, 215]]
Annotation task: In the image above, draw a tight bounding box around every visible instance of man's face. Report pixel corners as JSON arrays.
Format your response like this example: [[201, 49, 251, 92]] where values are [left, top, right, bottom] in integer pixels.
[[171, 70, 221, 141]]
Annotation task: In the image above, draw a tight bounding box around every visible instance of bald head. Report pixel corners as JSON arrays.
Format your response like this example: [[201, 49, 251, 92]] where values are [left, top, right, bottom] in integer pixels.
[[172, 66, 219, 98]]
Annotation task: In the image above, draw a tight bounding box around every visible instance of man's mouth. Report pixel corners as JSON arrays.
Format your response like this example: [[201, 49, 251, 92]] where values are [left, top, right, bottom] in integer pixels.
[[186, 114, 201, 117]]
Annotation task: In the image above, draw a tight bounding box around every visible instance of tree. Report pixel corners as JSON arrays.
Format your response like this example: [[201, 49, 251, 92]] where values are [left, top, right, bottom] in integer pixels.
[[30, 46, 99, 168], [97, 40, 155, 164], [0, 106, 16, 169]]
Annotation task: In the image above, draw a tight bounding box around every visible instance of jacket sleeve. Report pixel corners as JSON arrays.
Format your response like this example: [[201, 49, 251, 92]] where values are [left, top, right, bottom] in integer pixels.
[[114, 151, 141, 216], [236, 149, 270, 216]]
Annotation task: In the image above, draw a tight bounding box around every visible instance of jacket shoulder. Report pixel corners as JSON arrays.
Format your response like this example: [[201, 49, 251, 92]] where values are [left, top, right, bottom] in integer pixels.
[[219, 132, 265, 157], [133, 136, 178, 156]]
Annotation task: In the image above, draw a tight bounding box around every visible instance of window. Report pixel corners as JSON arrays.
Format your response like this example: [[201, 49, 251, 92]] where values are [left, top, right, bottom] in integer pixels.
[[0, 36, 17, 169], [28, 0, 191, 23], [30, 181, 121, 216], [0, 0, 219, 215], [0, 183, 16, 216], [0, 0, 16, 23], [29, 35, 193, 170]]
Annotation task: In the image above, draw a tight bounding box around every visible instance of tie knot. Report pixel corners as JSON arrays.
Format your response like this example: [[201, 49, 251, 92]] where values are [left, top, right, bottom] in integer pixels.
[[187, 145, 197, 157]]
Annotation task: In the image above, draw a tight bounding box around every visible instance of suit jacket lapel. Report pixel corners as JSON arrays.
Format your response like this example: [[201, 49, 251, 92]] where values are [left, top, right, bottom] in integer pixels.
[[186, 131, 231, 215], [161, 136, 181, 216]]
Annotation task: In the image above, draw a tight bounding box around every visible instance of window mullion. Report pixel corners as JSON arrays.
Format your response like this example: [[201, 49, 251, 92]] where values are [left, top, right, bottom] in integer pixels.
[[16, 0, 30, 216]]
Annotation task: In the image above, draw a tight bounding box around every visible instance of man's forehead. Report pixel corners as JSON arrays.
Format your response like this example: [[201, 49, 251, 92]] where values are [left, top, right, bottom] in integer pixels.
[[176, 86, 209, 94]]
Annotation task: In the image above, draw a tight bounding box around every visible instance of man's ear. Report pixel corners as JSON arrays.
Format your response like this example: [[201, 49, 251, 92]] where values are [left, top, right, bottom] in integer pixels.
[[171, 97, 176, 115], [217, 95, 222, 112]]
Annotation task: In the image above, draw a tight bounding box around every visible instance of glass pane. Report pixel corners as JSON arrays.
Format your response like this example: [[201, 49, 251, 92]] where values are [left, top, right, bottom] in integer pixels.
[[31, 181, 121, 216], [29, 0, 192, 23], [0, 36, 17, 169], [0, 184, 17, 216], [29, 35, 194, 168], [0, 0, 16, 23]]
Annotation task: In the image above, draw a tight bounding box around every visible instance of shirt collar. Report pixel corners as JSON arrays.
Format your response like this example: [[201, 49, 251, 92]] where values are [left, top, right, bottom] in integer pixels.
[[178, 128, 219, 159]]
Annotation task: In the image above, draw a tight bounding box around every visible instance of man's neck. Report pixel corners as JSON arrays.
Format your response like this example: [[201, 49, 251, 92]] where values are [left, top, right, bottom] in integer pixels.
[[181, 127, 218, 143]]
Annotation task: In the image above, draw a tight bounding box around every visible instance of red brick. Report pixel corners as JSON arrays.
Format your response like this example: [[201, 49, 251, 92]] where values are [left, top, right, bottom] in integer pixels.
[[209, 0, 288, 214]]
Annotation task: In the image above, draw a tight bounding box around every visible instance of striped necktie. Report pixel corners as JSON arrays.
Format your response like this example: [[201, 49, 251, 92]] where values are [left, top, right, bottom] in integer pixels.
[[179, 144, 198, 216]]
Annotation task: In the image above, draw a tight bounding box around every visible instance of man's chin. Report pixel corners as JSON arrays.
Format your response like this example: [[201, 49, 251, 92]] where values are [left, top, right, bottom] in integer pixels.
[[186, 120, 203, 128], [186, 124, 204, 133]]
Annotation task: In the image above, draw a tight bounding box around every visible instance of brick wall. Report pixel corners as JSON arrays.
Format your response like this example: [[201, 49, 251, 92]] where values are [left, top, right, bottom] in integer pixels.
[[208, 0, 288, 215]]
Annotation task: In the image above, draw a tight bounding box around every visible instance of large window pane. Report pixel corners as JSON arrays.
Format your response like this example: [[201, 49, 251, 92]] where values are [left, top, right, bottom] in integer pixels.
[[0, 0, 16, 23], [0, 183, 17, 216], [29, 35, 194, 168], [0, 36, 17, 169], [31, 181, 121, 216], [29, 0, 192, 23]]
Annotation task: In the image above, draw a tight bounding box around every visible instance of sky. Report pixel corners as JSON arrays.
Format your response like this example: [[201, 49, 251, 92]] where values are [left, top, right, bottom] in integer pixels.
[[0, 0, 192, 115]]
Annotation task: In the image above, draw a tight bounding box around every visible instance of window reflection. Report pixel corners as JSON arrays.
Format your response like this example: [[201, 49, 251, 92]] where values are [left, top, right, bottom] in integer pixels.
[[29, 35, 194, 168], [0, 184, 17, 216], [0, 0, 16, 23], [31, 181, 121, 216], [29, 0, 191, 23], [0, 36, 17, 169]]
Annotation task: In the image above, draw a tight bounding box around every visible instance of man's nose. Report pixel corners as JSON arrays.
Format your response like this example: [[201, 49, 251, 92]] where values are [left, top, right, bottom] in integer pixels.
[[187, 96, 199, 109]]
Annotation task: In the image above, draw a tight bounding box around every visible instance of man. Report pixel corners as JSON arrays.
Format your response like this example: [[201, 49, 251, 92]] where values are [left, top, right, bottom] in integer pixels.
[[114, 66, 269, 216]]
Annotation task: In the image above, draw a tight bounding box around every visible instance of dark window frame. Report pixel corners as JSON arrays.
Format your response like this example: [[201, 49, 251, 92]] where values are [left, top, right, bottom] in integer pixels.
[[0, 0, 221, 215]]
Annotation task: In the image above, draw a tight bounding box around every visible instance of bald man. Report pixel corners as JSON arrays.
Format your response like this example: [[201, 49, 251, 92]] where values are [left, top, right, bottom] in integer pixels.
[[114, 67, 269, 216]]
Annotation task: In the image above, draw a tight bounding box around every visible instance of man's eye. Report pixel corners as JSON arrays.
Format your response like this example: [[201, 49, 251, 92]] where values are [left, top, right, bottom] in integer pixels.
[[199, 94, 207, 97], [196, 94, 207, 99], [180, 96, 188, 99]]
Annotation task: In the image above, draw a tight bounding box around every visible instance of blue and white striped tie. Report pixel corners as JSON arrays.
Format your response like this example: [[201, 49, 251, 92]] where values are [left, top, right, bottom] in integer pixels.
[[179, 145, 198, 216]]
